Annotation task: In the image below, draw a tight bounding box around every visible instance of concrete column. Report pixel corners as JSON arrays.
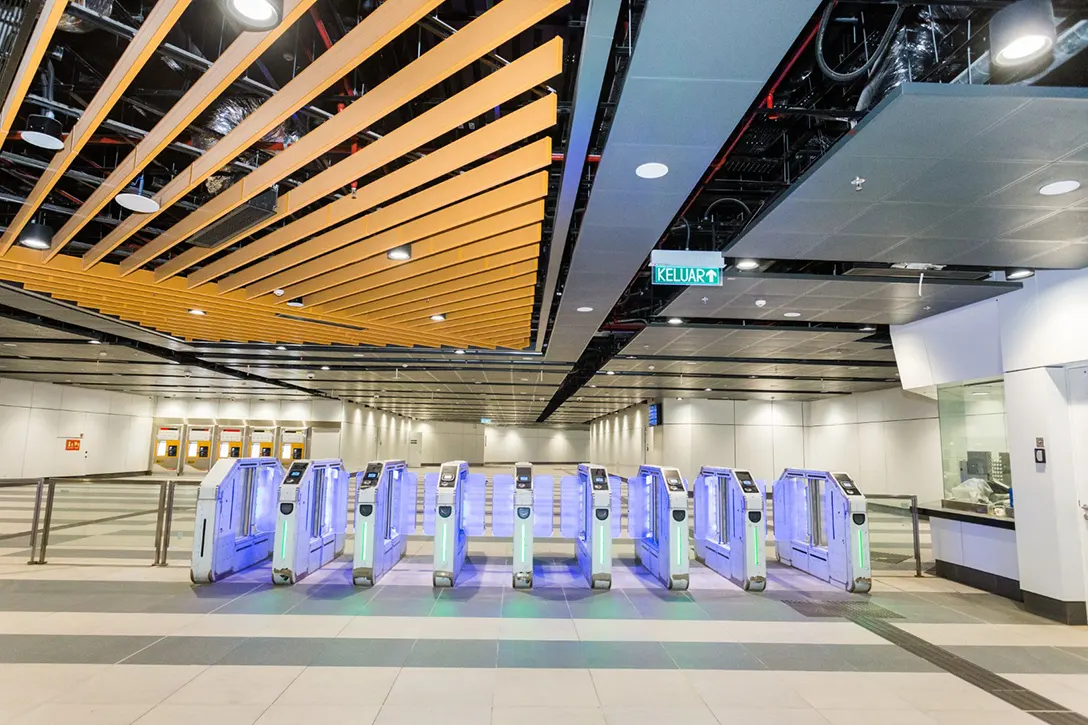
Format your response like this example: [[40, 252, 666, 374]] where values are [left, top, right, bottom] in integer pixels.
[[1005, 366, 1087, 624]]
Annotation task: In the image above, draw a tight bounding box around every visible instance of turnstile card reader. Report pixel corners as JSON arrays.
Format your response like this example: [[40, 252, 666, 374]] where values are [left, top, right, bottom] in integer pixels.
[[693, 467, 766, 591], [773, 468, 871, 592], [423, 461, 486, 587], [191, 457, 282, 582], [272, 459, 348, 585], [630, 465, 690, 590], [493, 462, 555, 589], [561, 464, 617, 589], [352, 460, 418, 586]]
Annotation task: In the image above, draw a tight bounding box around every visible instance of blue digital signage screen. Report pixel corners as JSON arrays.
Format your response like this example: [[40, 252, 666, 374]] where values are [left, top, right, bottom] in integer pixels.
[[648, 403, 661, 427]]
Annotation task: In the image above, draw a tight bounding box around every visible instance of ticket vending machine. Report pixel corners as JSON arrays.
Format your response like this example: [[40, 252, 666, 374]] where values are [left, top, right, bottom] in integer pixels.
[[153, 426, 182, 473], [352, 460, 418, 586], [279, 427, 309, 465], [693, 466, 766, 591], [422, 461, 486, 587], [629, 465, 690, 590], [190, 457, 282, 582], [561, 464, 621, 590], [217, 427, 244, 461], [248, 427, 276, 458], [185, 426, 214, 473], [773, 468, 871, 593], [492, 462, 555, 588], [272, 459, 349, 585]]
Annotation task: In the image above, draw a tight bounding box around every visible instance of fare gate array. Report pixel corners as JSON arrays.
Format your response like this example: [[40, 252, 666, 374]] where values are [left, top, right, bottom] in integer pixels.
[[352, 460, 417, 586], [272, 459, 349, 585], [693, 467, 767, 591]]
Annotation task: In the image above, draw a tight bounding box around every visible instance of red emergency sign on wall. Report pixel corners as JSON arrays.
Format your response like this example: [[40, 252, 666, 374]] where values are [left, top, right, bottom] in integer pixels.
[[65, 439, 81, 451]]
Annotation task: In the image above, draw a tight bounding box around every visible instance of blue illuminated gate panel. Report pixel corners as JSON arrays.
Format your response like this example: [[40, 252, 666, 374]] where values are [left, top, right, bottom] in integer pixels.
[[608, 474, 623, 538], [533, 474, 555, 538], [422, 472, 439, 536], [491, 474, 515, 538], [559, 475, 580, 539], [627, 474, 648, 540], [463, 472, 487, 536]]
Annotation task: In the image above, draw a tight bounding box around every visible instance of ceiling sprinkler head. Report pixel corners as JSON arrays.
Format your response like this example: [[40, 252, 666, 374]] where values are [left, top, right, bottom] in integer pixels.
[[851, 176, 866, 192]]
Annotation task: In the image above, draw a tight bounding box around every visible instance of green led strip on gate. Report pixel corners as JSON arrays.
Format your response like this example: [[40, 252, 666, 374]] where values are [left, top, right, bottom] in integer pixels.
[[520, 526, 527, 564], [280, 521, 287, 560], [359, 521, 368, 561], [676, 532, 684, 567], [598, 530, 605, 564], [752, 526, 759, 567], [858, 528, 866, 569]]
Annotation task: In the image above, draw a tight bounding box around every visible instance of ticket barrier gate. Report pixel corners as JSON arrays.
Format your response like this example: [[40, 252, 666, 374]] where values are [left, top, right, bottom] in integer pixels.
[[191, 457, 283, 582], [693, 467, 766, 591], [773, 468, 871, 593], [561, 464, 621, 589], [352, 460, 418, 586], [493, 462, 555, 588], [628, 465, 689, 590], [423, 461, 486, 587], [272, 459, 348, 585]]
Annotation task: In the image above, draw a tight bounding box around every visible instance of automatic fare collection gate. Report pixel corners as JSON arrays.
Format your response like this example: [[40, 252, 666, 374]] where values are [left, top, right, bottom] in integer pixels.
[[773, 468, 871, 592], [692, 467, 766, 591], [352, 460, 417, 586]]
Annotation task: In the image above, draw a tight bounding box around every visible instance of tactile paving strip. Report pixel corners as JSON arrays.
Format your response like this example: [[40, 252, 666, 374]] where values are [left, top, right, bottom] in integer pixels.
[[853, 616, 1088, 724], [781, 600, 904, 619]]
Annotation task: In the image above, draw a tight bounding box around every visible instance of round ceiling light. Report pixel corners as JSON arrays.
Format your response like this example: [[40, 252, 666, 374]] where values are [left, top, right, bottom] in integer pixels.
[[783, 312, 801, 318], [576, 306, 593, 313], [275, 345, 287, 351], [635, 162, 669, 179], [18, 222, 52, 250], [188, 308, 206, 316], [115, 192, 160, 213], [225, 0, 282, 30], [990, 0, 1056, 68], [320, 365, 330, 371], [286, 298, 305, 308], [387, 244, 412, 261], [860, 325, 876, 332], [667, 317, 683, 325], [1006, 268, 1036, 280], [454, 349, 465, 355], [272, 288, 285, 297], [22, 114, 64, 151], [735, 259, 759, 271], [1039, 180, 1081, 196], [430, 313, 446, 322]]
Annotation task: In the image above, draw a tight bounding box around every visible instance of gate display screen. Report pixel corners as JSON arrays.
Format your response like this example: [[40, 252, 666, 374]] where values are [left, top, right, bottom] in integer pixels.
[[515, 467, 532, 489], [736, 470, 760, 493], [591, 469, 608, 490], [440, 466, 457, 487], [834, 473, 861, 496]]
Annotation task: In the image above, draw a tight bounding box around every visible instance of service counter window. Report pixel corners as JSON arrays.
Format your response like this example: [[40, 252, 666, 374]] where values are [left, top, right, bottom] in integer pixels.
[[937, 379, 1013, 517]]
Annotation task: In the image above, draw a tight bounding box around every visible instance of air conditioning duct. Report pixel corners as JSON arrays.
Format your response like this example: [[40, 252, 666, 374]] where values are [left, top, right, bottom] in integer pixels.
[[179, 187, 277, 249]]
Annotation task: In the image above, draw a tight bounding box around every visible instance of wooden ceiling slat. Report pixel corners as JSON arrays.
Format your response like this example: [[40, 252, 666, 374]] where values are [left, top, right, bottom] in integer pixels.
[[419, 301, 536, 329], [310, 239, 539, 312], [80, 0, 447, 269], [117, 0, 568, 277], [284, 203, 541, 304], [173, 38, 562, 284], [214, 135, 552, 294], [43, 0, 321, 260], [244, 174, 546, 299], [348, 264, 538, 317], [0, 0, 67, 147], [0, 0, 192, 254], [375, 282, 536, 323], [439, 313, 533, 336]]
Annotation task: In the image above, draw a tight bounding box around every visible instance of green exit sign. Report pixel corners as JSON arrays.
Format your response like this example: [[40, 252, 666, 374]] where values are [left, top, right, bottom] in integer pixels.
[[653, 265, 721, 286]]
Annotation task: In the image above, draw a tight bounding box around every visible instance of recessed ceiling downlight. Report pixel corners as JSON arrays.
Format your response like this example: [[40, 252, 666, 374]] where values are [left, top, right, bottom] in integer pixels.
[[430, 313, 446, 322], [18, 223, 52, 250], [735, 259, 759, 271], [387, 244, 412, 261], [990, 0, 1056, 68], [188, 308, 206, 316], [667, 317, 683, 325], [286, 298, 305, 308], [1039, 180, 1080, 196], [635, 162, 669, 179], [1007, 268, 1036, 280], [576, 306, 593, 313], [783, 312, 801, 318], [225, 0, 282, 30]]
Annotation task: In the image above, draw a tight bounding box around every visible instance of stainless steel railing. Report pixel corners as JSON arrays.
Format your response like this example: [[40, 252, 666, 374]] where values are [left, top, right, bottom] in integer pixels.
[[866, 493, 925, 577]]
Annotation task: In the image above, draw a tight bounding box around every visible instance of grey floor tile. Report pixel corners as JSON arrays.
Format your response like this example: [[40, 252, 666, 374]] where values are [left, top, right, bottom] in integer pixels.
[[311, 638, 415, 667], [215, 636, 331, 666], [662, 642, 766, 670], [500, 597, 571, 619], [359, 598, 437, 617], [430, 599, 503, 618], [0, 634, 158, 664], [214, 589, 311, 615], [123, 636, 247, 665], [743, 643, 857, 671], [566, 596, 641, 620], [697, 601, 811, 622], [949, 646, 1088, 674], [404, 639, 498, 667], [580, 641, 676, 669], [497, 640, 586, 668], [837, 644, 939, 672]]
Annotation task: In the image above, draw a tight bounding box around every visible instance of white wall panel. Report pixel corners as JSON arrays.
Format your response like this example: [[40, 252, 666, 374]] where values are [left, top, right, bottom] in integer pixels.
[[0, 405, 30, 478]]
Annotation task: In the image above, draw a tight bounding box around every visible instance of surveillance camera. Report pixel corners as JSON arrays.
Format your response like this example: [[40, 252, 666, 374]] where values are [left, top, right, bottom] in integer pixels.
[[183, 371, 191, 378], [307, 373, 315, 380]]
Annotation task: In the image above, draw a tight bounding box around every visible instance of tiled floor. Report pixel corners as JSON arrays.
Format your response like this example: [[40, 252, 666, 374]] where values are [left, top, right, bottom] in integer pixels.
[[0, 468, 1079, 724]]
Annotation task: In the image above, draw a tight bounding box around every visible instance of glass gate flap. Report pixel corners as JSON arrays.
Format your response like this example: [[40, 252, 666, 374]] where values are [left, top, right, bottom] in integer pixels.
[[422, 472, 439, 536], [491, 473, 516, 538], [559, 475, 581, 539], [532, 474, 555, 537], [463, 472, 487, 536]]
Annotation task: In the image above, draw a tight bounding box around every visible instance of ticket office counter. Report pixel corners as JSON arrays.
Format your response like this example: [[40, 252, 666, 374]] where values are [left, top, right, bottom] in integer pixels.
[[921, 504, 1019, 600]]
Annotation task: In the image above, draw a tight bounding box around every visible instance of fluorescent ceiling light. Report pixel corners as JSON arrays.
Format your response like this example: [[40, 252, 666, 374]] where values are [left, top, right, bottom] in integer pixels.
[[1039, 180, 1080, 196], [667, 317, 683, 325], [606, 370, 615, 375], [635, 162, 669, 179], [735, 259, 759, 271]]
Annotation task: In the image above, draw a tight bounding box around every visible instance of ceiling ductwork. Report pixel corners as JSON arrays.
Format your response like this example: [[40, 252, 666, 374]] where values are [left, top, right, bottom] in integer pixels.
[[56, 0, 111, 33]]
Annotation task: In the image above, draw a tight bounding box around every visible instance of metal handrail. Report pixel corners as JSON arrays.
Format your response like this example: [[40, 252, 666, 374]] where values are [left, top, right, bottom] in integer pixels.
[[865, 493, 923, 578], [23, 476, 201, 567]]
